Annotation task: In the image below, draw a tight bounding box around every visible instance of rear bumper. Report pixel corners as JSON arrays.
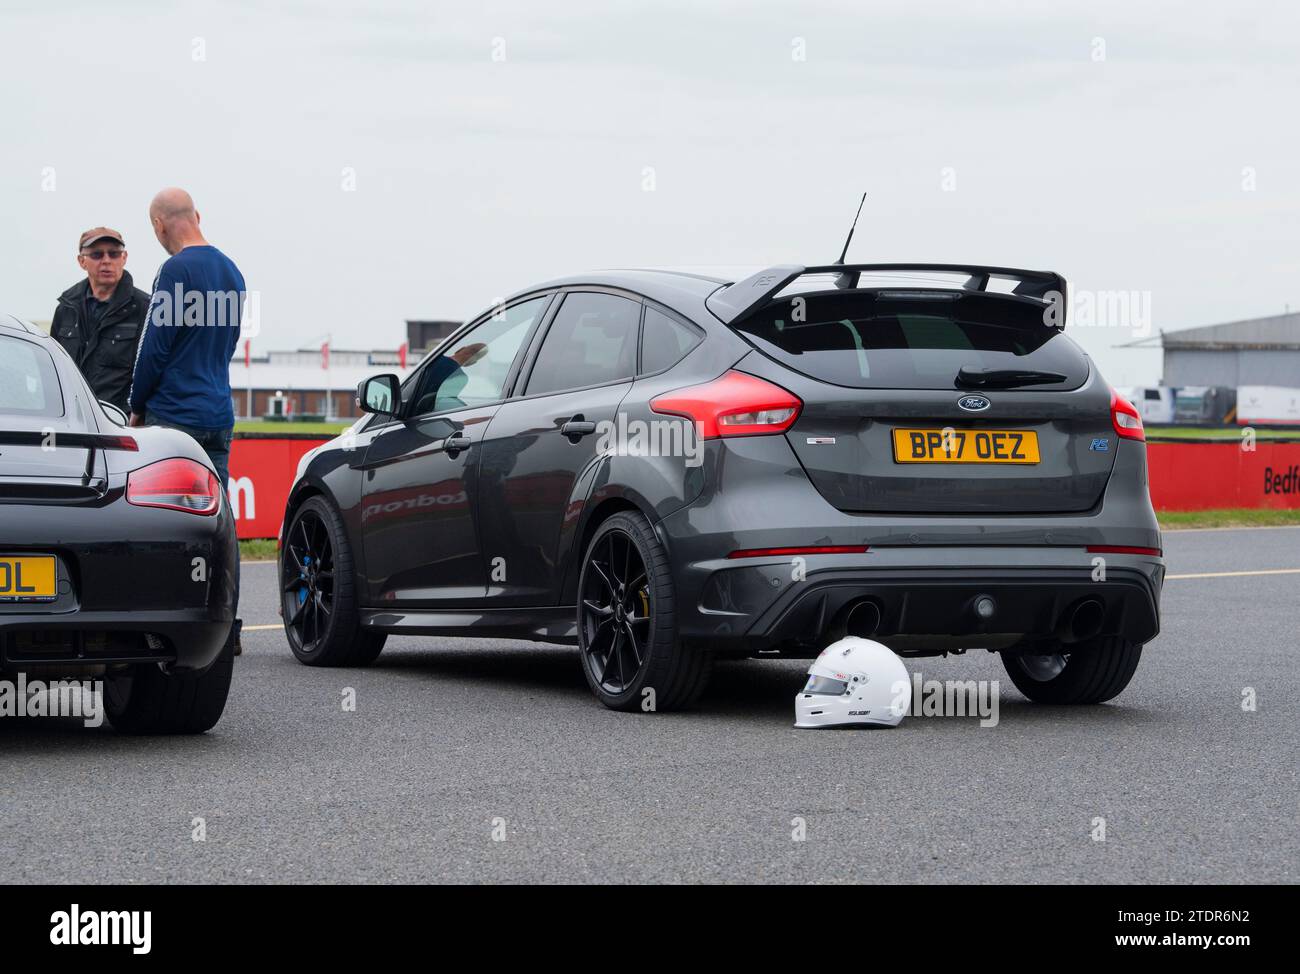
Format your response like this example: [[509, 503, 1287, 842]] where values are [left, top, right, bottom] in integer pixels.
[[1, 610, 232, 670], [717, 559, 1164, 650], [680, 553, 1161, 654], [0, 487, 237, 672], [656, 435, 1163, 655]]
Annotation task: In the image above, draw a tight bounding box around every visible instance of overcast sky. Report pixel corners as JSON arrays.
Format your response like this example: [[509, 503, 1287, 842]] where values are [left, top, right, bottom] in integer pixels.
[[2, 0, 1297, 385]]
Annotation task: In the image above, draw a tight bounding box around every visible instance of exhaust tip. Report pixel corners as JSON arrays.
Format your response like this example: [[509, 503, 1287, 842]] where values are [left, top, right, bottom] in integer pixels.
[[1063, 598, 1105, 643], [842, 599, 883, 639]]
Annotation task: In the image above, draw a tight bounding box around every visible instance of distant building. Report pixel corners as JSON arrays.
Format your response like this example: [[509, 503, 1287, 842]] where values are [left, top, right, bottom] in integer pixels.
[[1154, 311, 1300, 387], [228, 347, 414, 420], [406, 319, 460, 355]]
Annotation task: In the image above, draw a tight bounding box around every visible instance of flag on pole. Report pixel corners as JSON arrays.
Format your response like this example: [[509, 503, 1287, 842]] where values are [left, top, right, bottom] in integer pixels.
[[399, 342, 408, 369], [321, 341, 330, 370], [244, 339, 251, 368]]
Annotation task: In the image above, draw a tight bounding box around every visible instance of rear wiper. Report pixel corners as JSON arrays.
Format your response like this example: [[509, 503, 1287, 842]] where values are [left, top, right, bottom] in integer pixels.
[[955, 367, 1068, 389]]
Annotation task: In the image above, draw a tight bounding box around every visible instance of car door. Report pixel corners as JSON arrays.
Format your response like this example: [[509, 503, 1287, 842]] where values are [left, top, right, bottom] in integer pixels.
[[476, 290, 642, 606], [358, 295, 551, 607]]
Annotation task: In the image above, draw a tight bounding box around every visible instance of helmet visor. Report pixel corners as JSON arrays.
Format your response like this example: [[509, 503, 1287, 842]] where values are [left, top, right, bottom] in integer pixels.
[[803, 674, 848, 695]]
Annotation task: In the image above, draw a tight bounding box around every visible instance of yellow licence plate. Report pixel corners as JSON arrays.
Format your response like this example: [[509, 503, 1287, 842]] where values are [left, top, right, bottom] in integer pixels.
[[892, 428, 1040, 464], [0, 555, 57, 600]]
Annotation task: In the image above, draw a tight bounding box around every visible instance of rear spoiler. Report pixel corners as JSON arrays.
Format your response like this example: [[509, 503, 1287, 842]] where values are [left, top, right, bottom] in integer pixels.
[[706, 262, 1069, 328], [0, 431, 138, 451], [0, 431, 136, 494]]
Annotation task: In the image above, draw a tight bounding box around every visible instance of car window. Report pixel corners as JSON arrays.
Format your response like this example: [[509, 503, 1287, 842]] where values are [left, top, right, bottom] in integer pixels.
[[640, 306, 702, 374], [732, 294, 1089, 391], [0, 335, 64, 417], [408, 297, 547, 416], [525, 292, 640, 397]]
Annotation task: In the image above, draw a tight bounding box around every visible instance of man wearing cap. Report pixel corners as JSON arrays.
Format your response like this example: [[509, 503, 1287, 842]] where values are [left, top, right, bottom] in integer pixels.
[[50, 228, 151, 415]]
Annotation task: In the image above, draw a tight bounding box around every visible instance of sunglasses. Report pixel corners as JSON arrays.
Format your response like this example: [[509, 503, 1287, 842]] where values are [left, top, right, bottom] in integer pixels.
[[82, 248, 124, 260]]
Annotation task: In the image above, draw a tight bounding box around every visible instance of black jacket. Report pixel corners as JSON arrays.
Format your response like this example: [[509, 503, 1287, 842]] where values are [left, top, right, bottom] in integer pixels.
[[51, 270, 151, 413]]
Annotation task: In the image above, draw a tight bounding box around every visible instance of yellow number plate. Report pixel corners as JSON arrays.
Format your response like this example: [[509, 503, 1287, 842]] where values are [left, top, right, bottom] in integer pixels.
[[0, 555, 57, 600], [892, 428, 1040, 464]]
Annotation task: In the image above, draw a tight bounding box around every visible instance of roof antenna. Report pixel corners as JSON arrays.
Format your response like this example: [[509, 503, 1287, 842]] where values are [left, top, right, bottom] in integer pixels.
[[833, 192, 866, 289]]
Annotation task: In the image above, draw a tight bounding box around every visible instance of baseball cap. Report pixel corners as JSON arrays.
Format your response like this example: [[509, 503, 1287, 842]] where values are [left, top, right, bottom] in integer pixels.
[[79, 227, 125, 250]]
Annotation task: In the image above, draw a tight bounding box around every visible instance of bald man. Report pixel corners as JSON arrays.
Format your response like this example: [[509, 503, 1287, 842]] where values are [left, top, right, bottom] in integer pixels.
[[128, 188, 245, 484], [129, 188, 247, 653]]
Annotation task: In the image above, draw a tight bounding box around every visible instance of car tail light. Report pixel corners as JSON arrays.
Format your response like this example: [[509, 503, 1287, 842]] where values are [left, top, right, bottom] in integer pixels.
[[1110, 387, 1145, 441], [127, 458, 221, 514], [728, 544, 870, 559], [1086, 545, 1162, 557], [650, 371, 802, 438]]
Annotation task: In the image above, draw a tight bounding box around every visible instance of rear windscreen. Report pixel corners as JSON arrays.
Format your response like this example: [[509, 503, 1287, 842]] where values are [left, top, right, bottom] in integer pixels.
[[731, 292, 1089, 390], [0, 335, 64, 417]]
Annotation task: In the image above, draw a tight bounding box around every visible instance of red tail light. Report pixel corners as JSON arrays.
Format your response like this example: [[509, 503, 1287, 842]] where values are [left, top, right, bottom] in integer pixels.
[[126, 458, 221, 514], [1086, 545, 1162, 557], [728, 545, 870, 559], [650, 370, 802, 439], [1110, 387, 1145, 441]]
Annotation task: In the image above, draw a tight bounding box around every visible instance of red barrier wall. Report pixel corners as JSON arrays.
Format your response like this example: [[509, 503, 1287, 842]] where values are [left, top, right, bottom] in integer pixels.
[[229, 437, 329, 539], [1147, 441, 1300, 511], [226, 437, 1300, 537]]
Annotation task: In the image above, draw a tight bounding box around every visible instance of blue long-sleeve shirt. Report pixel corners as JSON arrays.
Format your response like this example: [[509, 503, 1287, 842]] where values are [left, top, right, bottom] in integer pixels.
[[129, 245, 245, 430]]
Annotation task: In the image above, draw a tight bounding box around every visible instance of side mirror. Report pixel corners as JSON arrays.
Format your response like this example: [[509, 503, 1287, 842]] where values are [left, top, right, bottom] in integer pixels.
[[357, 374, 401, 417], [99, 400, 129, 426]]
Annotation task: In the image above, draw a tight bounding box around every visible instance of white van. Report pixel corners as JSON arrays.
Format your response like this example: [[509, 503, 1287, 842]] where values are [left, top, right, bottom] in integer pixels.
[[1237, 386, 1300, 425], [1118, 386, 1176, 425]]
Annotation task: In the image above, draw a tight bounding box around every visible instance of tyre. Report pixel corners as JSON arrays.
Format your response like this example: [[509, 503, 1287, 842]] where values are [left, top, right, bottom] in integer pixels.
[[1001, 635, 1142, 704], [577, 511, 711, 711], [105, 628, 235, 734], [281, 495, 387, 667]]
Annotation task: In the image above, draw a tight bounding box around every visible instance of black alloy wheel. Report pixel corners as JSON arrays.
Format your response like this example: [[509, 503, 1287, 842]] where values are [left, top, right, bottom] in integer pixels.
[[282, 507, 335, 653], [580, 527, 652, 695], [576, 511, 711, 711]]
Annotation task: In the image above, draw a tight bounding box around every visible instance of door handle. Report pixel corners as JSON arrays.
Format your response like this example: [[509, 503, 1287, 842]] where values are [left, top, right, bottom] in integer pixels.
[[444, 431, 472, 456], [560, 416, 598, 441]]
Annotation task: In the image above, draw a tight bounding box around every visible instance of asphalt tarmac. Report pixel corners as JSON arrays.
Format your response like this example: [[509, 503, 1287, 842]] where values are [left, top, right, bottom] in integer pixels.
[[2, 526, 1296, 883]]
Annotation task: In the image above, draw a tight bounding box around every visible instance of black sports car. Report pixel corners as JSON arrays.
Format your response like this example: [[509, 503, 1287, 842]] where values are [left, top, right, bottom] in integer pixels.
[[278, 263, 1161, 712], [0, 313, 236, 733]]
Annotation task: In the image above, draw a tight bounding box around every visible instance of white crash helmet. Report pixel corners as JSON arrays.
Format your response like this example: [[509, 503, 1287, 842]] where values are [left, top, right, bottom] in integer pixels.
[[794, 636, 909, 729]]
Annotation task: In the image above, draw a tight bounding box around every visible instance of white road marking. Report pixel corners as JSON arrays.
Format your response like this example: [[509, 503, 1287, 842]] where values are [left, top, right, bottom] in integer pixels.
[[1161, 523, 1300, 534], [1166, 568, 1300, 580]]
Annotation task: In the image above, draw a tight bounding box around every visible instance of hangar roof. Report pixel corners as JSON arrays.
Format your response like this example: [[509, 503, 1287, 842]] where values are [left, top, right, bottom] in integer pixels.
[[1154, 311, 1300, 350]]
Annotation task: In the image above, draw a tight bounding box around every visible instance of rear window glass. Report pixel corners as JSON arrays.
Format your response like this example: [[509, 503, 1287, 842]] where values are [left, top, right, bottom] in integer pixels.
[[0, 335, 64, 416], [732, 293, 1088, 390]]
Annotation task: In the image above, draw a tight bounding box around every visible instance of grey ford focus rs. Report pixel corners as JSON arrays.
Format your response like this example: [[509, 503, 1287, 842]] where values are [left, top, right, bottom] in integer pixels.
[[279, 263, 1162, 711]]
